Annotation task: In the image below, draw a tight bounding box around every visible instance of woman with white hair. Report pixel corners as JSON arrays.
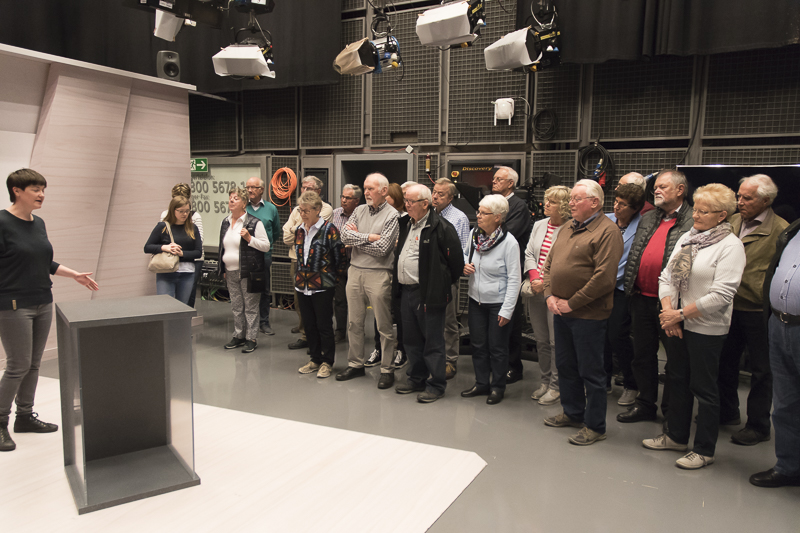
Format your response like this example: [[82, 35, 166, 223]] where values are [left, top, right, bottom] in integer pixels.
[[461, 194, 521, 405], [642, 183, 746, 470]]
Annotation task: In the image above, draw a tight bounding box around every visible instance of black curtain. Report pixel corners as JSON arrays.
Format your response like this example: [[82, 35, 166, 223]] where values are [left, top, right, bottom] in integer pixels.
[[0, 0, 342, 93], [517, 0, 800, 63]]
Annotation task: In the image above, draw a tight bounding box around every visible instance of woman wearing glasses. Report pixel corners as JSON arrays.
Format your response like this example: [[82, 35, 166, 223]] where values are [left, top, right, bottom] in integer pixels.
[[160, 183, 204, 307], [461, 194, 521, 405], [642, 183, 746, 470], [145, 195, 202, 305]]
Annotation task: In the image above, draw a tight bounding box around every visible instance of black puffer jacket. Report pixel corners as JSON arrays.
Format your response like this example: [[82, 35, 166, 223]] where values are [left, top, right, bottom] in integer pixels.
[[622, 203, 694, 296]]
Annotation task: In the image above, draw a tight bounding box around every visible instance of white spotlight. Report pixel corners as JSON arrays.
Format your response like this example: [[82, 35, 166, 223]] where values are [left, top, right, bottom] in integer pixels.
[[416, 0, 485, 48]]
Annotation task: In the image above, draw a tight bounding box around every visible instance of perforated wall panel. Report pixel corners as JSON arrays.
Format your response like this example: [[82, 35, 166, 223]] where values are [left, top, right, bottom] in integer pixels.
[[606, 149, 685, 210], [529, 150, 578, 196], [301, 19, 365, 149], [270, 261, 294, 295], [416, 153, 439, 183], [189, 93, 238, 153], [243, 88, 297, 151], [268, 156, 300, 259], [702, 147, 800, 165], [371, 8, 441, 146], [533, 64, 582, 142], [342, 0, 364, 12], [591, 57, 694, 140], [447, 1, 527, 145], [704, 46, 800, 138]]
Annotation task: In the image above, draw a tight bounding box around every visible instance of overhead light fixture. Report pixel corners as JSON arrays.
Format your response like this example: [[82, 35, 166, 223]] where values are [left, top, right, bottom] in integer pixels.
[[154, 9, 185, 41], [212, 45, 275, 78], [416, 0, 485, 48], [333, 36, 401, 76], [483, 6, 561, 72]]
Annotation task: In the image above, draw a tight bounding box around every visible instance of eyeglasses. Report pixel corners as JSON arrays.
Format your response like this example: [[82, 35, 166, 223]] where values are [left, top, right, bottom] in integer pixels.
[[175, 209, 191, 215], [613, 199, 631, 209], [476, 210, 495, 217], [569, 196, 588, 204], [245, 186, 263, 190], [492, 176, 511, 183], [302, 186, 320, 192], [298, 207, 318, 215], [404, 198, 426, 205], [692, 208, 723, 216], [341, 195, 357, 201]]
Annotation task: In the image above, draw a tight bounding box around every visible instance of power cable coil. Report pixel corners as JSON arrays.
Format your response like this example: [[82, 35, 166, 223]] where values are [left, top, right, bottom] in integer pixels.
[[270, 167, 297, 207]]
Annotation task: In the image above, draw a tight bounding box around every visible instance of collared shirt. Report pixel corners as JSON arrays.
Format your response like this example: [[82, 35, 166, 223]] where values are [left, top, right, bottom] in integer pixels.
[[297, 217, 326, 296], [397, 212, 429, 285], [438, 202, 470, 252], [573, 210, 602, 230], [331, 207, 354, 232], [770, 230, 800, 315], [607, 211, 642, 290], [739, 208, 769, 239]]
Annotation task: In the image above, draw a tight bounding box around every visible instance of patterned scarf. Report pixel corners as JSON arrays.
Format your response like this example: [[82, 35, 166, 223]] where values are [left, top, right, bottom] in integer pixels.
[[474, 226, 504, 254], [668, 222, 732, 292]]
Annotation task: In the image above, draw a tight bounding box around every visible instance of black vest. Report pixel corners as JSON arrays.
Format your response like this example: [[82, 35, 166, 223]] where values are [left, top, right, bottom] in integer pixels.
[[218, 214, 265, 277]]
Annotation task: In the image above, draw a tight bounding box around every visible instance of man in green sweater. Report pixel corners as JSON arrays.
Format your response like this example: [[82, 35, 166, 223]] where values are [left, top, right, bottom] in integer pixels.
[[246, 177, 281, 335]]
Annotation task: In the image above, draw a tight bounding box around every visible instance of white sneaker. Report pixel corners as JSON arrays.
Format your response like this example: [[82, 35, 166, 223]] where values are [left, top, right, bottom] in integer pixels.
[[531, 384, 549, 400], [317, 363, 332, 379], [642, 433, 688, 451], [538, 389, 561, 406], [676, 451, 715, 469], [618, 388, 638, 406], [299, 361, 320, 374], [364, 349, 381, 367]]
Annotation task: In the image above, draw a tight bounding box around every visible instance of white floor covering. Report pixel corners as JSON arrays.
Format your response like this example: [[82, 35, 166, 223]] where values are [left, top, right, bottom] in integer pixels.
[[1, 378, 486, 533]]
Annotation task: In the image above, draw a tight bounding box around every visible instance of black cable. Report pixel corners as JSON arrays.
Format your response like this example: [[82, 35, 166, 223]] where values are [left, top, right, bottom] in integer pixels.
[[532, 108, 559, 140], [496, 0, 512, 14], [577, 140, 615, 186]]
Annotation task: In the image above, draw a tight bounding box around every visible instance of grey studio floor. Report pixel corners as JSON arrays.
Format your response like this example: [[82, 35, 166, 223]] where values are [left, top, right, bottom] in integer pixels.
[[40, 298, 800, 533]]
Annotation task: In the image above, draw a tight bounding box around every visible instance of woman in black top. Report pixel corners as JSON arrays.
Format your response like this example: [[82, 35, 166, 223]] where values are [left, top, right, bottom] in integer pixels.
[[144, 196, 202, 305], [0, 169, 99, 453]]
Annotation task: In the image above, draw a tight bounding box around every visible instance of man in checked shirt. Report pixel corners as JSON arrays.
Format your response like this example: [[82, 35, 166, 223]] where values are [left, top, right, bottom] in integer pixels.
[[336, 173, 401, 389]]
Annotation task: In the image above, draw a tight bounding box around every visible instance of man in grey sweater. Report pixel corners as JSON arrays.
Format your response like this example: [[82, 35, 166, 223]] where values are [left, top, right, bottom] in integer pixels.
[[336, 173, 400, 389]]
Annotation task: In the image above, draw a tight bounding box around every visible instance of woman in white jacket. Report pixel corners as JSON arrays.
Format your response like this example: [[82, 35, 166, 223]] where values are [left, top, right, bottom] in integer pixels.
[[461, 194, 520, 405], [642, 183, 746, 470], [520, 186, 571, 406]]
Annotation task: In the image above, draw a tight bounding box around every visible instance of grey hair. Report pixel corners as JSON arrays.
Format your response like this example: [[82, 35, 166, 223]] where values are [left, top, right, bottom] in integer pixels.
[[658, 169, 688, 197], [343, 183, 363, 199], [365, 173, 389, 190], [575, 179, 605, 202], [400, 180, 417, 191], [434, 177, 458, 198], [298, 191, 323, 211], [496, 166, 519, 187], [740, 174, 778, 205], [302, 175, 324, 190], [246, 176, 265, 188], [619, 172, 645, 190], [407, 183, 432, 204], [479, 194, 510, 222]]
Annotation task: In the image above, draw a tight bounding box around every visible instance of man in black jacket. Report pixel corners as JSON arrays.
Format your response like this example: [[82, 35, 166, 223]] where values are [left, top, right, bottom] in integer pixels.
[[393, 184, 465, 403], [492, 166, 532, 383]]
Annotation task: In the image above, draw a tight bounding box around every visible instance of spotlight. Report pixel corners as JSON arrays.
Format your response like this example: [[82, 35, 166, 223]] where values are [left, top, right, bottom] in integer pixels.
[[154, 9, 184, 41], [333, 36, 401, 76], [483, 7, 561, 72], [213, 45, 275, 78], [416, 0, 485, 48]]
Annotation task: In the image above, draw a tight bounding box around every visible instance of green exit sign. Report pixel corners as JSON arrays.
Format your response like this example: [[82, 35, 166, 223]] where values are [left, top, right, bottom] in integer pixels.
[[191, 158, 208, 172]]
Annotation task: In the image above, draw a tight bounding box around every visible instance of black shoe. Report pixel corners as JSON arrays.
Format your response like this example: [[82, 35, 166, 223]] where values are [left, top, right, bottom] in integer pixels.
[[506, 369, 522, 384], [461, 385, 490, 398], [749, 468, 800, 488], [224, 337, 246, 349], [242, 340, 257, 353], [731, 427, 771, 446], [614, 374, 624, 386], [378, 373, 395, 389], [335, 367, 366, 381], [486, 391, 504, 405], [288, 339, 309, 350], [291, 326, 300, 334], [617, 406, 657, 423], [395, 381, 426, 394], [334, 331, 346, 343], [392, 350, 408, 370], [259, 324, 275, 335], [13, 413, 58, 433], [417, 390, 444, 403], [0, 425, 16, 451], [364, 349, 382, 367]]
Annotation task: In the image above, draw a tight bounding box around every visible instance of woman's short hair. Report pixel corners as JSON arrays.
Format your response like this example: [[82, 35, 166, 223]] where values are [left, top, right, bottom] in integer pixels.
[[479, 194, 510, 222], [7, 168, 47, 203], [299, 191, 323, 211], [229, 186, 248, 205], [171, 183, 191, 199], [164, 195, 196, 239], [693, 183, 737, 221], [615, 183, 646, 212], [544, 185, 572, 220], [387, 183, 405, 212]]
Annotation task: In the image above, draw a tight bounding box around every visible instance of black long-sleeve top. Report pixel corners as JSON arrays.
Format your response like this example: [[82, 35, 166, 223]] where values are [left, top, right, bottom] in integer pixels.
[[0, 210, 60, 311], [144, 222, 202, 262]]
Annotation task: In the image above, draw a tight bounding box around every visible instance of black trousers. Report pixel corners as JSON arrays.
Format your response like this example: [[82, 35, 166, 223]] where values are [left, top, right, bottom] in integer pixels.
[[507, 299, 526, 374], [401, 285, 447, 395], [667, 330, 726, 457], [605, 289, 636, 389], [718, 309, 772, 433], [630, 293, 674, 416], [297, 289, 335, 366], [333, 264, 348, 335], [259, 256, 273, 327]]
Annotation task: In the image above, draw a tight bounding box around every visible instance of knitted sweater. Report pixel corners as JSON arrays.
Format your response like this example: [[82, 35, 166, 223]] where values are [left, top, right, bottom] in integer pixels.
[[341, 201, 399, 271]]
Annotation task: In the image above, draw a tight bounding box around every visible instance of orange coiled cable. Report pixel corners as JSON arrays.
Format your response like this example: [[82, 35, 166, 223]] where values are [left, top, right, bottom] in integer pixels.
[[269, 167, 297, 207]]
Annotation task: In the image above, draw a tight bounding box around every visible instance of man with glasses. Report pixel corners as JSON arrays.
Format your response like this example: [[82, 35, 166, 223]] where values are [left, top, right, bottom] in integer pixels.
[[393, 184, 464, 402], [492, 166, 532, 384], [245, 177, 281, 335], [331, 184, 362, 343], [617, 172, 655, 214], [618, 169, 694, 425], [432, 178, 470, 379], [283, 176, 333, 349], [542, 179, 623, 445]]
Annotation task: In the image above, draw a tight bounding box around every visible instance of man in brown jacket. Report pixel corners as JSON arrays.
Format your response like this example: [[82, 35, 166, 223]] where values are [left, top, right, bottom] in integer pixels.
[[542, 179, 624, 446], [718, 174, 788, 445]]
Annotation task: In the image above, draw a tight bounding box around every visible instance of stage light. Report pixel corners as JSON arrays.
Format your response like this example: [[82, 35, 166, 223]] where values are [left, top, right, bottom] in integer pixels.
[[416, 0, 485, 48], [483, 6, 561, 72]]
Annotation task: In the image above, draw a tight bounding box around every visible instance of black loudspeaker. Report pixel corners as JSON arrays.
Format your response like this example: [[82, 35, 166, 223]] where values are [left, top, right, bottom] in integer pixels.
[[156, 51, 180, 81]]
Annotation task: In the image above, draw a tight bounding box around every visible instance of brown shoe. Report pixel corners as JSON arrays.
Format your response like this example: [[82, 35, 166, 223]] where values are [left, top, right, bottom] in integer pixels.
[[544, 412, 583, 428]]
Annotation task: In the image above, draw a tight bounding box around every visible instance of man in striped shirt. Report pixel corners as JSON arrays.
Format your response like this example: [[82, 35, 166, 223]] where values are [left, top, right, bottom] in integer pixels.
[[330, 184, 362, 343], [432, 178, 471, 379]]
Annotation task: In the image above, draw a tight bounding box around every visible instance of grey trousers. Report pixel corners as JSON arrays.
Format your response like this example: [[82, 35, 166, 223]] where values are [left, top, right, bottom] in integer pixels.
[[226, 270, 260, 341], [525, 292, 559, 391], [0, 303, 53, 425], [346, 266, 396, 373], [444, 282, 460, 366]]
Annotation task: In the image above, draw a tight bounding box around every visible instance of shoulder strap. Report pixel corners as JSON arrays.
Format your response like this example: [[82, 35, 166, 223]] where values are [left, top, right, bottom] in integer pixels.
[[165, 221, 175, 243]]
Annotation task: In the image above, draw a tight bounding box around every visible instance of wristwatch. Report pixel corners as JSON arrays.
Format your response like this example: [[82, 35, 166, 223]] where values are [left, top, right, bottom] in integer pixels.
[[679, 309, 685, 320]]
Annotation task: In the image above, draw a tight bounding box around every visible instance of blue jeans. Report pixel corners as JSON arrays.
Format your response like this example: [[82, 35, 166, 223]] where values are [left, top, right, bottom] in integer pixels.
[[769, 315, 800, 476], [156, 271, 195, 305], [468, 298, 511, 393], [554, 314, 608, 434]]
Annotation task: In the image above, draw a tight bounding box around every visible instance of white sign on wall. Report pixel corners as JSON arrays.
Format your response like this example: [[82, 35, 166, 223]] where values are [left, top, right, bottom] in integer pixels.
[[191, 164, 260, 248]]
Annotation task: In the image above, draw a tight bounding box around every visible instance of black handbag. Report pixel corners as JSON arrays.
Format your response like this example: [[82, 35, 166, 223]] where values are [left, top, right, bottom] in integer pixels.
[[247, 271, 266, 293]]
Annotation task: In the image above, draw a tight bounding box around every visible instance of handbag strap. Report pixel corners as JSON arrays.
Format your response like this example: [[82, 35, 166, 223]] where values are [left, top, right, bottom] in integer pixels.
[[164, 221, 175, 244]]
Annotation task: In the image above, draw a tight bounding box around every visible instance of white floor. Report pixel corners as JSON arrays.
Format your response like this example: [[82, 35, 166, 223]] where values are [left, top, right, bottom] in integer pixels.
[[1, 378, 486, 533]]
